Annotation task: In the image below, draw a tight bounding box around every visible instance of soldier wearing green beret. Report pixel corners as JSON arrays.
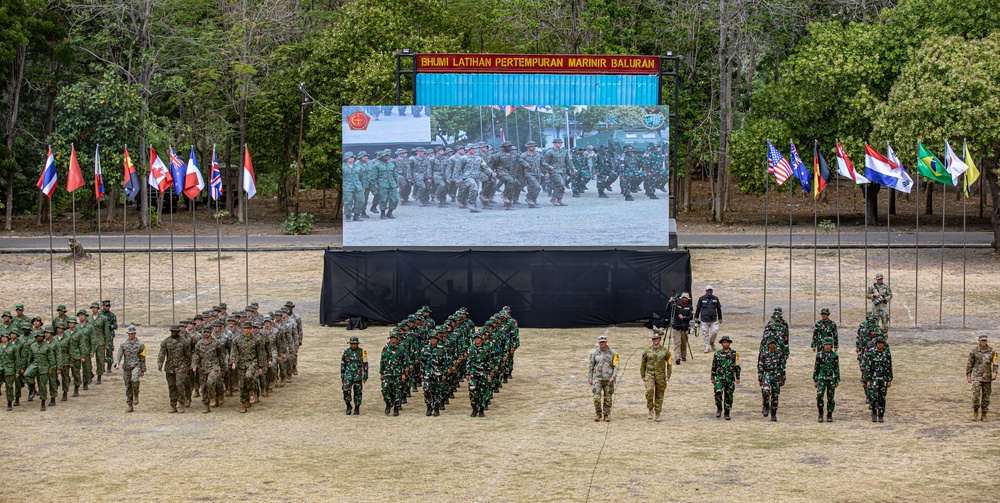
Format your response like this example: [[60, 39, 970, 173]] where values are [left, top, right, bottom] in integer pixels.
[[341, 336, 368, 415]]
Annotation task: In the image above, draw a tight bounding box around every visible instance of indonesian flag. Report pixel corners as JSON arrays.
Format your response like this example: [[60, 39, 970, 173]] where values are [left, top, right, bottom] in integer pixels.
[[183, 146, 205, 200], [148, 146, 173, 192], [66, 144, 85, 192], [835, 140, 869, 184], [242, 144, 256, 199]]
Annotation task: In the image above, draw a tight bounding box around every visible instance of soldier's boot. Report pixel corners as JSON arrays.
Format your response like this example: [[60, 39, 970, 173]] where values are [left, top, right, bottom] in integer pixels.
[[818, 406, 824, 423], [385, 404, 391, 415], [134, 386, 140, 404], [401, 395, 407, 404], [648, 193, 659, 200], [770, 409, 777, 422], [240, 402, 248, 413], [594, 409, 602, 421], [470, 407, 478, 417], [981, 412, 988, 422], [715, 406, 722, 419], [177, 401, 185, 413], [73, 385, 79, 397], [603, 414, 610, 422], [370, 203, 378, 213], [598, 191, 608, 198], [654, 411, 662, 422], [433, 405, 441, 416], [386, 210, 395, 219], [96, 375, 102, 384], [346, 403, 353, 415], [193, 387, 200, 397], [871, 410, 877, 422], [5, 401, 11, 411], [647, 409, 653, 421], [353, 404, 360, 415], [203, 404, 211, 414], [478, 409, 485, 417], [393, 405, 400, 416], [504, 202, 513, 210], [502, 376, 508, 384], [723, 411, 731, 421], [40, 401, 46, 411], [13, 398, 18, 406], [877, 412, 884, 423], [361, 211, 369, 218], [214, 397, 221, 407], [27, 384, 35, 401], [624, 194, 634, 201], [426, 404, 433, 416], [826, 410, 833, 422], [352, 214, 361, 222], [550, 196, 559, 206], [762, 401, 769, 417], [48, 397, 55, 406], [170, 403, 177, 413], [972, 409, 980, 421], [61, 391, 67, 402], [124, 402, 133, 412], [557, 198, 568, 206], [380, 210, 386, 219]]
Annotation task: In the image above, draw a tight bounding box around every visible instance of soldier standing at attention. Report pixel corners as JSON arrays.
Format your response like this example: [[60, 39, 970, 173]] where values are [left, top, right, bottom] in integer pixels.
[[757, 338, 785, 422], [967, 335, 998, 422], [667, 293, 693, 365], [375, 150, 399, 219], [541, 138, 571, 206], [341, 152, 364, 222], [695, 286, 723, 353], [866, 273, 893, 332], [113, 325, 145, 413], [1, 332, 17, 410], [101, 300, 118, 372], [357, 151, 374, 218], [812, 308, 838, 352], [193, 326, 225, 413], [158, 325, 191, 413], [862, 336, 892, 423], [89, 302, 110, 384], [814, 338, 840, 422], [640, 330, 672, 422], [466, 331, 491, 417], [420, 330, 449, 416], [380, 330, 407, 416], [231, 321, 265, 413], [588, 334, 619, 422], [711, 335, 740, 420], [341, 336, 368, 415]]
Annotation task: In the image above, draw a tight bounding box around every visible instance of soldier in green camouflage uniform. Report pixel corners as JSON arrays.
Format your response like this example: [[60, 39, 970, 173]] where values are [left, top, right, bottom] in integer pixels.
[[159, 325, 192, 413], [420, 330, 450, 416], [640, 330, 672, 421], [54, 322, 75, 401], [588, 334, 619, 422], [11, 328, 28, 405], [0, 311, 14, 338], [342, 152, 364, 222], [0, 332, 17, 410], [541, 138, 571, 205], [231, 321, 265, 413], [53, 305, 70, 327], [67, 316, 84, 395], [113, 325, 146, 412], [89, 302, 111, 384], [391, 148, 412, 205], [862, 336, 892, 422], [596, 145, 615, 198], [193, 325, 226, 413], [341, 336, 368, 415], [101, 300, 118, 373], [11, 304, 29, 334], [380, 330, 407, 416], [757, 337, 786, 421], [357, 152, 375, 218], [813, 338, 840, 422], [639, 144, 660, 199], [812, 308, 838, 352], [855, 312, 880, 404], [466, 330, 491, 417], [43, 327, 59, 404], [375, 150, 399, 218], [711, 335, 741, 420], [617, 146, 639, 200], [967, 335, 998, 421], [24, 330, 56, 410]]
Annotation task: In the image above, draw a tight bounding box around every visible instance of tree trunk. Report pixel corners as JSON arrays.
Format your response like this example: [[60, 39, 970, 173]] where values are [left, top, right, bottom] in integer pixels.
[[714, 0, 732, 222], [106, 188, 117, 222], [225, 136, 234, 214], [865, 183, 881, 225], [237, 99, 246, 224], [888, 188, 896, 216], [983, 156, 999, 252], [924, 179, 934, 215], [3, 44, 26, 231]]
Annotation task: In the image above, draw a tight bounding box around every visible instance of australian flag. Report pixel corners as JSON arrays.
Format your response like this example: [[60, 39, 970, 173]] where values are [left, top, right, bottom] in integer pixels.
[[210, 146, 223, 201], [169, 146, 186, 196], [789, 140, 812, 194]]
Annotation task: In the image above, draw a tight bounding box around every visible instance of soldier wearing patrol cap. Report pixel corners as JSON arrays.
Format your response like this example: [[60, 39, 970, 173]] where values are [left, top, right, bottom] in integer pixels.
[[967, 335, 998, 421], [159, 325, 191, 413], [380, 330, 407, 416], [407, 146, 433, 206], [866, 273, 893, 332], [862, 334, 892, 422], [375, 149, 399, 219], [89, 301, 111, 383], [231, 321, 265, 413], [341, 336, 368, 415], [519, 141, 544, 208], [114, 324, 145, 412], [588, 334, 619, 422]]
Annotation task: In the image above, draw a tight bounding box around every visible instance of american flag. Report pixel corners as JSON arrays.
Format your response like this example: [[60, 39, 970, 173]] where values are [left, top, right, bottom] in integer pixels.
[[210, 145, 223, 201], [766, 140, 792, 185]]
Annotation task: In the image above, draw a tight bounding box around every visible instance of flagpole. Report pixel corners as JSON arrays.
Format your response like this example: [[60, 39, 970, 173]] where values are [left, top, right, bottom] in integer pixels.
[[962, 139, 968, 329], [813, 141, 818, 323], [914, 144, 920, 328], [148, 177, 153, 326], [72, 189, 77, 311], [836, 161, 842, 327], [244, 144, 250, 306], [97, 150, 103, 305], [763, 159, 769, 327], [788, 179, 793, 329], [169, 158, 176, 323], [191, 192, 199, 314], [939, 182, 945, 327], [122, 168, 127, 326], [49, 197, 54, 320], [216, 193, 222, 305], [886, 179, 891, 330]]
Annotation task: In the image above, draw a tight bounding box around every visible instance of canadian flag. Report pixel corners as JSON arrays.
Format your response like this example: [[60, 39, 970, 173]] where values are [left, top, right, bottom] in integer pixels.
[[148, 146, 173, 192]]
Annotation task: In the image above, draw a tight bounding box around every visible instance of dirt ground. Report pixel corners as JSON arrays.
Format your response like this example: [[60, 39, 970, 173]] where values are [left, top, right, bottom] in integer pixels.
[[0, 248, 997, 501]]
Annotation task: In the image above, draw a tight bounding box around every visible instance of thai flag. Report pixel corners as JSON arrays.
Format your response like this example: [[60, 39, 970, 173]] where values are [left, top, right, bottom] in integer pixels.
[[182, 146, 205, 200], [37, 147, 58, 198], [94, 145, 105, 201], [766, 140, 792, 185], [210, 146, 223, 201], [169, 146, 186, 196]]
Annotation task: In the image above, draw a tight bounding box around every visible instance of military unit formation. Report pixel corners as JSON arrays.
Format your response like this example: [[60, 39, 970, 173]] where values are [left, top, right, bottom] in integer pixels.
[[3, 274, 995, 422], [340, 137, 668, 220], [0, 300, 305, 414]]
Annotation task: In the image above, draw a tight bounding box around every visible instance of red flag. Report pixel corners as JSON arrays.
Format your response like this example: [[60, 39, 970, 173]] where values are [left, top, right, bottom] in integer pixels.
[[66, 145, 85, 192], [242, 145, 256, 199]]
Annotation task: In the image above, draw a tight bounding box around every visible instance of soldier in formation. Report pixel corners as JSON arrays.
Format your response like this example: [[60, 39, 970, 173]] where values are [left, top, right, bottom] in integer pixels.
[[862, 335, 893, 422], [967, 335, 997, 422], [813, 338, 840, 423], [113, 324, 145, 412], [757, 337, 785, 421], [812, 308, 838, 352]]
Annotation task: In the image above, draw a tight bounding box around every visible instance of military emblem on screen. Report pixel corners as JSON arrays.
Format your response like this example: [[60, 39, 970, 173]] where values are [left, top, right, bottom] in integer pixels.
[[347, 110, 371, 131], [641, 110, 666, 130]]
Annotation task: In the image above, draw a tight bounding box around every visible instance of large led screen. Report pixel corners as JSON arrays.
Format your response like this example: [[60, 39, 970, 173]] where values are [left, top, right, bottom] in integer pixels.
[[341, 105, 669, 248]]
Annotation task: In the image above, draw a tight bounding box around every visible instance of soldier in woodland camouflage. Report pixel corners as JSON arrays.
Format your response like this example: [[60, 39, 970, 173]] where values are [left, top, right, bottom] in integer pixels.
[[113, 325, 146, 412], [967, 335, 998, 422]]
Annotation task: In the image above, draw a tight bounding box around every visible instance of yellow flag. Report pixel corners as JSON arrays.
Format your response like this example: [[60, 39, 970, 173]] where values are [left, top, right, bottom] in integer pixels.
[[963, 142, 980, 197]]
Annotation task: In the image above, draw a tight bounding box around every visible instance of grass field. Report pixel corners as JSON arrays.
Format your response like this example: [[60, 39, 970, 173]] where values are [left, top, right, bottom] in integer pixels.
[[0, 248, 997, 501]]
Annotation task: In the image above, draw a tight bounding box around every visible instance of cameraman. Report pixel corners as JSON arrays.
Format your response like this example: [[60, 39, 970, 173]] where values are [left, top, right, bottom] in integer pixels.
[[667, 293, 693, 365], [695, 286, 723, 353]]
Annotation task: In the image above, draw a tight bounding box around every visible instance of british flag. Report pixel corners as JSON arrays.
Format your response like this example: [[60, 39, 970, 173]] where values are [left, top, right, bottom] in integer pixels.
[[210, 146, 223, 201], [766, 140, 792, 185]]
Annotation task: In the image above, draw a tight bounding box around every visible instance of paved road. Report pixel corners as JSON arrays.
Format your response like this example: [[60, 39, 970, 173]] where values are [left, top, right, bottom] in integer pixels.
[[0, 230, 992, 252]]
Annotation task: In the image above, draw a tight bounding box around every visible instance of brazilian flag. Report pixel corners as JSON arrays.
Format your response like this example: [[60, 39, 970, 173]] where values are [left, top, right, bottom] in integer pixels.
[[917, 141, 953, 185]]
